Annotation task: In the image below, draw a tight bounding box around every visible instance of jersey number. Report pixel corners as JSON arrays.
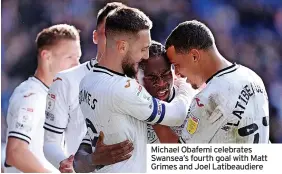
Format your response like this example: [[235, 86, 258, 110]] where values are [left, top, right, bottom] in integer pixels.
[[238, 116, 268, 143], [85, 118, 99, 147]]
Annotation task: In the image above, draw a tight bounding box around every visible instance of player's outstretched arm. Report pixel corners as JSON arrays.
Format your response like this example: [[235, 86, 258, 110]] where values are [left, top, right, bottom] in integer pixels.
[[6, 138, 51, 173], [43, 75, 70, 168], [114, 78, 194, 127], [73, 132, 133, 173]]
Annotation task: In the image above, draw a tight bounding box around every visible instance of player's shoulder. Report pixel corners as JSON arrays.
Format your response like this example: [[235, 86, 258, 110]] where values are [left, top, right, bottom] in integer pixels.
[[10, 78, 46, 107], [209, 63, 262, 86], [55, 60, 95, 85], [114, 77, 141, 94], [13, 77, 47, 95]]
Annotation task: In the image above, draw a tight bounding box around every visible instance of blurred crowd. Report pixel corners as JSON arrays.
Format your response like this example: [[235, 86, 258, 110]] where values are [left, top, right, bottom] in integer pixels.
[[1, 0, 282, 143]]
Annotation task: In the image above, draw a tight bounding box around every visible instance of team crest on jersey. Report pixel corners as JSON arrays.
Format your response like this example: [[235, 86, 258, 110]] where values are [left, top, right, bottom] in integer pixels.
[[46, 94, 55, 111], [186, 116, 199, 135]]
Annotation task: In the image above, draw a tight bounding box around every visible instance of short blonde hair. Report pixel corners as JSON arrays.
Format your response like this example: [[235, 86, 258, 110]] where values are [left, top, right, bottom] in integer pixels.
[[35, 24, 80, 51]]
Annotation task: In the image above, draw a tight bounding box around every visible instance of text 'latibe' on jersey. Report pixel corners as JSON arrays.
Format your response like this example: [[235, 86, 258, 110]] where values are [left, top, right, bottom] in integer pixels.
[[227, 81, 268, 143], [79, 89, 97, 110], [229, 82, 267, 126]]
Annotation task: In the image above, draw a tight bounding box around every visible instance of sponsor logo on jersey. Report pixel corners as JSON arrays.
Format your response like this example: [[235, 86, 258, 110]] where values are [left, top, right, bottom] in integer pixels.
[[15, 121, 32, 132], [195, 98, 204, 107], [23, 93, 35, 98], [186, 116, 199, 135], [21, 108, 34, 112], [137, 85, 142, 96], [49, 94, 56, 100], [147, 125, 158, 143], [221, 125, 231, 131], [27, 108, 33, 112], [124, 79, 131, 88], [45, 111, 55, 121], [53, 77, 62, 82]]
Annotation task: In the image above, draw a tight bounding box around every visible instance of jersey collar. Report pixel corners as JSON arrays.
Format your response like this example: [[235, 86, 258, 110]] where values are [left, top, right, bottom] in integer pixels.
[[93, 63, 126, 77], [31, 76, 49, 91], [206, 63, 239, 84], [86, 58, 97, 71], [167, 87, 176, 103]]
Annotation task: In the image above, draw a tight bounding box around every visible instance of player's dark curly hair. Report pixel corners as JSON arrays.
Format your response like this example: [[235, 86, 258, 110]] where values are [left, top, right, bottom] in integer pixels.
[[105, 7, 152, 38], [96, 2, 126, 27], [165, 20, 215, 54], [139, 40, 171, 70]]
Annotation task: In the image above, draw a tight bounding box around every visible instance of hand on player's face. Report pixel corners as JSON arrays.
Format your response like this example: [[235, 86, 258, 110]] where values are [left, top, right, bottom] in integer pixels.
[[92, 131, 134, 166], [59, 155, 75, 173], [142, 56, 173, 101]]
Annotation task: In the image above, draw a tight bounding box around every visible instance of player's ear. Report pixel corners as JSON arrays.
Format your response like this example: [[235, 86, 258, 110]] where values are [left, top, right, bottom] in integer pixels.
[[93, 30, 98, 45], [190, 49, 200, 62], [39, 49, 51, 61], [116, 40, 128, 55]]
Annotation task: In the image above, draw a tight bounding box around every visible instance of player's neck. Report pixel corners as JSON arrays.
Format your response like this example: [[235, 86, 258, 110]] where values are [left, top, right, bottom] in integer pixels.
[[203, 49, 232, 82], [98, 50, 124, 74], [34, 66, 52, 87]]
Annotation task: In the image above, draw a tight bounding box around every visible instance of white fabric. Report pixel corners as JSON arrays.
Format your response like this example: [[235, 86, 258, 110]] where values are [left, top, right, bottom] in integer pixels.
[[179, 64, 269, 143], [43, 60, 96, 168], [147, 86, 198, 144], [5, 77, 58, 173], [79, 65, 192, 172]]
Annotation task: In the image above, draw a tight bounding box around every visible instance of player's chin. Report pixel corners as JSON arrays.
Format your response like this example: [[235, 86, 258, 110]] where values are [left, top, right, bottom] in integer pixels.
[[191, 84, 199, 89], [134, 63, 139, 71]]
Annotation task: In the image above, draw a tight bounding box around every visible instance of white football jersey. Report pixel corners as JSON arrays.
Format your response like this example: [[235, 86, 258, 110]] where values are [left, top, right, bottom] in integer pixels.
[[43, 60, 96, 165], [5, 77, 58, 173], [179, 63, 269, 143], [147, 87, 198, 144], [79, 64, 192, 173]]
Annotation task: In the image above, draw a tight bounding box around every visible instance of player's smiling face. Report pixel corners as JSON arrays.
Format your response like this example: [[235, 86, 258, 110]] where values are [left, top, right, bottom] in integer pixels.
[[142, 56, 174, 101], [166, 46, 203, 88]]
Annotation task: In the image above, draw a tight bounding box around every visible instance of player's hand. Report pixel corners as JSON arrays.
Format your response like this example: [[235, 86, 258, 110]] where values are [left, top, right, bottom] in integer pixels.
[[92, 131, 134, 165], [59, 155, 74, 173], [174, 75, 188, 88]]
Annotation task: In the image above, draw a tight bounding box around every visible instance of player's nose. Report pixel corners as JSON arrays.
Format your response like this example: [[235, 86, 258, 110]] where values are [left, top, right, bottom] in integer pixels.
[[156, 78, 167, 87], [143, 50, 149, 60]]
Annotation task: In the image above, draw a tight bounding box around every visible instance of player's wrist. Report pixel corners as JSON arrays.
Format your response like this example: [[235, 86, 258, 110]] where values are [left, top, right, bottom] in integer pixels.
[[89, 154, 104, 170]]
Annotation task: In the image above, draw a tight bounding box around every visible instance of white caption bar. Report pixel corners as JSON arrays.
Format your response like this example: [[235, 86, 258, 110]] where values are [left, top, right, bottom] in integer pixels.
[[147, 144, 282, 174]]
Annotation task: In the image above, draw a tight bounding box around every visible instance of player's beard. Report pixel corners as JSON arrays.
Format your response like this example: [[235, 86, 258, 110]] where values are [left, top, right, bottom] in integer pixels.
[[122, 52, 138, 78]]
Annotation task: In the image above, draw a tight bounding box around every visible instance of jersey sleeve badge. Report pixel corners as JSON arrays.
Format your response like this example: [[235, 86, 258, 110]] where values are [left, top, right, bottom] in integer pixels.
[[186, 116, 200, 135]]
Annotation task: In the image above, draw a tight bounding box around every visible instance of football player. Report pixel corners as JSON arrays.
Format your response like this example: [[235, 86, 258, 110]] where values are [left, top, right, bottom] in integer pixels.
[[77, 7, 192, 173], [5, 24, 81, 173], [43, 3, 127, 171], [154, 20, 269, 144]]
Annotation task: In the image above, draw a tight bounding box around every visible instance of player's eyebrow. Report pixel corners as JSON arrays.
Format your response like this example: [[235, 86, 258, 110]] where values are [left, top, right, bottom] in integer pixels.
[[143, 45, 150, 49]]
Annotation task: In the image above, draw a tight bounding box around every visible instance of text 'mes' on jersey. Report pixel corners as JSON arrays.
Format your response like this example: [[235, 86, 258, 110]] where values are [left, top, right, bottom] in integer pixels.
[[179, 63, 269, 143], [5, 77, 58, 173], [44, 60, 96, 157], [79, 64, 191, 173]]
